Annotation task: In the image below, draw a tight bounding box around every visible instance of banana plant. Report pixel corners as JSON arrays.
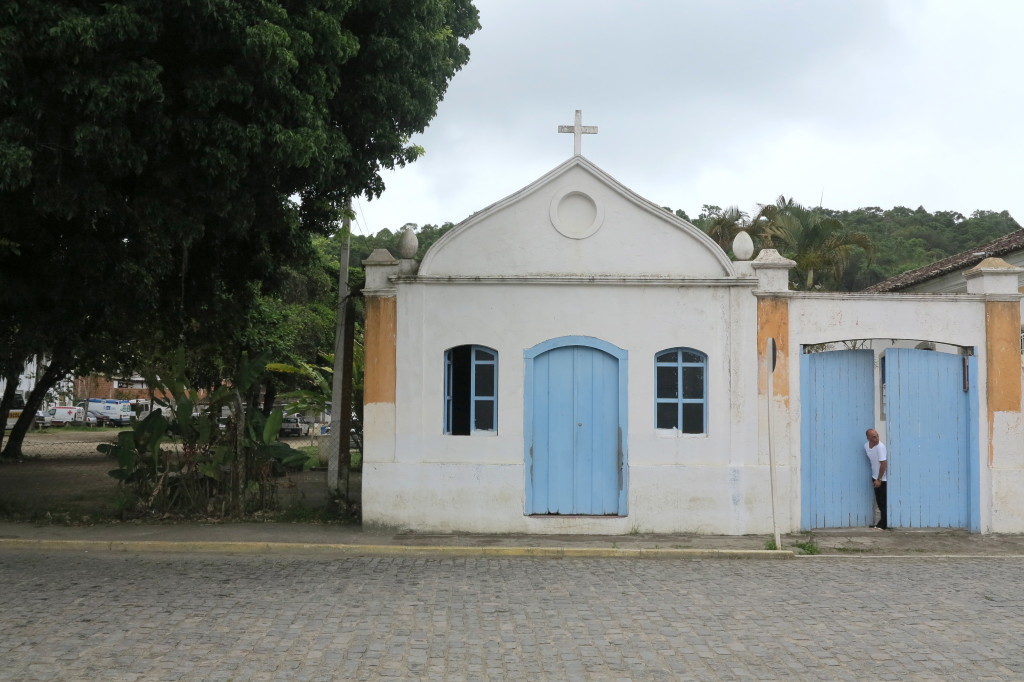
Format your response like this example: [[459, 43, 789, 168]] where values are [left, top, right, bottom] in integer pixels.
[[103, 348, 307, 516], [266, 356, 333, 415]]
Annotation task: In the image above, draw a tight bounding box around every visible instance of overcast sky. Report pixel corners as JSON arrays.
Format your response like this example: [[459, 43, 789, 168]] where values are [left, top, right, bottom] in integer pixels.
[[352, 0, 1024, 236]]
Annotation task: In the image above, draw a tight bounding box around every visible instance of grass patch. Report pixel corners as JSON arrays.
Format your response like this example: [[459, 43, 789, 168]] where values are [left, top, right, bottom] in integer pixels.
[[0, 496, 124, 525], [792, 538, 821, 555], [764, 539, 778, 551], [43, 424, 119, 433], [294, 447, 362, 471]]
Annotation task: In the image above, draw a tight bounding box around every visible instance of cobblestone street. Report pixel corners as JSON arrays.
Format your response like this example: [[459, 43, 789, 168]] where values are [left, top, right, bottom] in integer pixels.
[[2, 551, 1023, 680]]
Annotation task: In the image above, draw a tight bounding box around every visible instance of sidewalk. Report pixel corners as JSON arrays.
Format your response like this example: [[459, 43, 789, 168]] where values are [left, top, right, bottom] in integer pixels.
[[2, 522, 1024, 558]]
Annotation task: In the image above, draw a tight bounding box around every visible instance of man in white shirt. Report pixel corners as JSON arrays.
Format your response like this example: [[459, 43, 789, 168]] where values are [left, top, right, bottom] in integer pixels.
[[864, 428, 888, 530]]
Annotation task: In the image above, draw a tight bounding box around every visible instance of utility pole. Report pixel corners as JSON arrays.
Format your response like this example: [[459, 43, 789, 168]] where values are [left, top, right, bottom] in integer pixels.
[[339, 295, 356, 497], [328, 204, 352, 492], [765, 337, 782, 552]]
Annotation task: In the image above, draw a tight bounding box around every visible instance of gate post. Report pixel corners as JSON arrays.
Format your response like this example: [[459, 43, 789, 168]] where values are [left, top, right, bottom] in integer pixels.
[[753, 250, 796, 405], [363, 249, 403, 465], [965, 257, 1023, 531], [753, 250, 796, 531]]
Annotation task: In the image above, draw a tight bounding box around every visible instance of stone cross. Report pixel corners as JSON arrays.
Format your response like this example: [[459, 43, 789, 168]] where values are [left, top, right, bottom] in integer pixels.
[[558, 110, 598, 156]]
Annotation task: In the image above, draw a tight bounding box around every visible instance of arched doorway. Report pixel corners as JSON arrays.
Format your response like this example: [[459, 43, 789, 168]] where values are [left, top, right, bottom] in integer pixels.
[[524, 336, 628, 516]]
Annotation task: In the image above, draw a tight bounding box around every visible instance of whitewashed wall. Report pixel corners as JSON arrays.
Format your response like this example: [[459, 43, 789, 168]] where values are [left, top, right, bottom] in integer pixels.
[[362, 280, 764, 533], [361, 155, 1023, 535], [363, 158, 769, 534]]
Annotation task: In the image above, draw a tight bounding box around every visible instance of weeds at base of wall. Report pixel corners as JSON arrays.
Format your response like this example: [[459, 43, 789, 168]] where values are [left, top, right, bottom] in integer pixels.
[[765, 535, 820, 554], [361, 520, 412, 536], [792, 538, 821, 555], [274, 492, 361, 524]]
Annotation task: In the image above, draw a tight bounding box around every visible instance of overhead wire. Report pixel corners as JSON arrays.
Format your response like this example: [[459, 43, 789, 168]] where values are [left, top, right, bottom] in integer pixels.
[[354, 196, 370, 236]]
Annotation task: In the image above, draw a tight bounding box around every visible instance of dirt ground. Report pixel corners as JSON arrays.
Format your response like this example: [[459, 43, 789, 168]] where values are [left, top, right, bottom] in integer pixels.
[[0, 430, 116, 515], [0, 430, 351, 517], [11, 427, 117, 457]]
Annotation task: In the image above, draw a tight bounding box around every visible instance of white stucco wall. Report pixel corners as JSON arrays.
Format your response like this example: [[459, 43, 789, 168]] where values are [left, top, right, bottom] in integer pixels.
[[419, 160, 733, 279], [363, 157, 771, 534], [361, 155, 1024, 535], [361, 279, 767, 533]]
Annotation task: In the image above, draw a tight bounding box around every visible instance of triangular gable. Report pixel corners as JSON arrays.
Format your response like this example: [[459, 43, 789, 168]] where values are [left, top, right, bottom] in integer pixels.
[[418, 157, 735, 278]]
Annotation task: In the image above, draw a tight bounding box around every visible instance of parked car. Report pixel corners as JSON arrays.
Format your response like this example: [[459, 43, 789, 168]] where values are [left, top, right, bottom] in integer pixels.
[[74, 411, 98, 426], [35, 410, 50, 428], [87, 410, 112, 427], [279, 416, 311, 438]]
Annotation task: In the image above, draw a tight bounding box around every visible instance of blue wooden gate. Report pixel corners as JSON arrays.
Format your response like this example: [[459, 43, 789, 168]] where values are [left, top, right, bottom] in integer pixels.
[[884, 348, 976, 529], [525, 337, 627, 515], [801, 349, 875, 529]]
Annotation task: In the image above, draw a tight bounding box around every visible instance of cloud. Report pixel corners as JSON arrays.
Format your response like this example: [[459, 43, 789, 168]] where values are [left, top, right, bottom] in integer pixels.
[[355, 0, 1024, 235]]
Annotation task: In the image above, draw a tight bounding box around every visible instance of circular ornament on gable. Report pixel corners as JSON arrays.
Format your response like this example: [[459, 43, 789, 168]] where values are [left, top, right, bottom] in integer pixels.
[[549, 189, 604, 239]]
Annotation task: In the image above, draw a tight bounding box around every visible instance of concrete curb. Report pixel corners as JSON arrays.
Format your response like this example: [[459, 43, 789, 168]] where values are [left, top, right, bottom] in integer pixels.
[[0, 538, 796, 559]]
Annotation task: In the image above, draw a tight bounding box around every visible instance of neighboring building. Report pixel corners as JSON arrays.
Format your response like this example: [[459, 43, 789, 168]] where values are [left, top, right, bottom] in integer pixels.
[[0, 357, 74, 406], [1, 364, 153, 407], [358, 141, 1024, 536], [864, 229, 1024, 294], [75, 374, 154, 401]]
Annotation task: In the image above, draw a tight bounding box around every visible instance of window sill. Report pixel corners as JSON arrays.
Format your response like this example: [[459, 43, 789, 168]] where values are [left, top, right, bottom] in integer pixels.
[[655, 429, 707, 438]]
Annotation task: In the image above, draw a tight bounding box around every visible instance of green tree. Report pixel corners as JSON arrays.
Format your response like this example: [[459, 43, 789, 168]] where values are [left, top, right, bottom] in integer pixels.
[[756, 195, 873, 290], [693, 205, 750, 252], [0, 0, 480, 455], [668, 198, 1018, 291], [826, 206, 1019, 290]]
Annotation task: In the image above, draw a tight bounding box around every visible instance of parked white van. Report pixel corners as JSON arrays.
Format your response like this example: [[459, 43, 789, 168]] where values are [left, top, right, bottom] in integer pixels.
[[47, 406, 83, 426]]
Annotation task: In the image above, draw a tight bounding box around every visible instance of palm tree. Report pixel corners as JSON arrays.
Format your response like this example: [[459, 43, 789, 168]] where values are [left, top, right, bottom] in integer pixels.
[[755, 195, 873, 290], [698, 205, 749, 252]]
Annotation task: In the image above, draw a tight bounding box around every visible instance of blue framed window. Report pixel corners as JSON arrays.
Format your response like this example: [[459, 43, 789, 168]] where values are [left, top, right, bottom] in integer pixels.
[[655, 348, 707, 433], [444, 345, 497, 435]]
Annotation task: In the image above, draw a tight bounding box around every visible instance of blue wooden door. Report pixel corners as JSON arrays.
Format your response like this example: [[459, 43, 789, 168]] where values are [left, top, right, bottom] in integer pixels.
[[885, 348, 973, 528], [801, 350, 875, 529], [526, 342, 623, 515]]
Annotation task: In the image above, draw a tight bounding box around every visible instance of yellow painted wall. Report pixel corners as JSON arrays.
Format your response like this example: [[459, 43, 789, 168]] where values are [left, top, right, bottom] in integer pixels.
[[985, 300, 1021, 464], [364, 296, 397, 405], [757, 297, 789, 405]]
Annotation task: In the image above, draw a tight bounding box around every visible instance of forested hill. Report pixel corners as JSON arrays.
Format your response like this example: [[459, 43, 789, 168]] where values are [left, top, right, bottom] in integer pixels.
[[350, 206, 1020, 292], [819, 207, 1020, 291], [349, 222, 456, 270]]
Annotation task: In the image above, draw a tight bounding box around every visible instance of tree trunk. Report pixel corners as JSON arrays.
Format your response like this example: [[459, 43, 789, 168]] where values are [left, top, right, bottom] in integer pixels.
[[2, 362, 63, 460], [261, 379, 276, 416], [231, 387, 245, 516], [0, 366, 20, 452]]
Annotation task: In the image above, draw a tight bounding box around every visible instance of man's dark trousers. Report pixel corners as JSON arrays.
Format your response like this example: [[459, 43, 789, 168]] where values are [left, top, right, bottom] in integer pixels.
[[873, 482, 888, 529]]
